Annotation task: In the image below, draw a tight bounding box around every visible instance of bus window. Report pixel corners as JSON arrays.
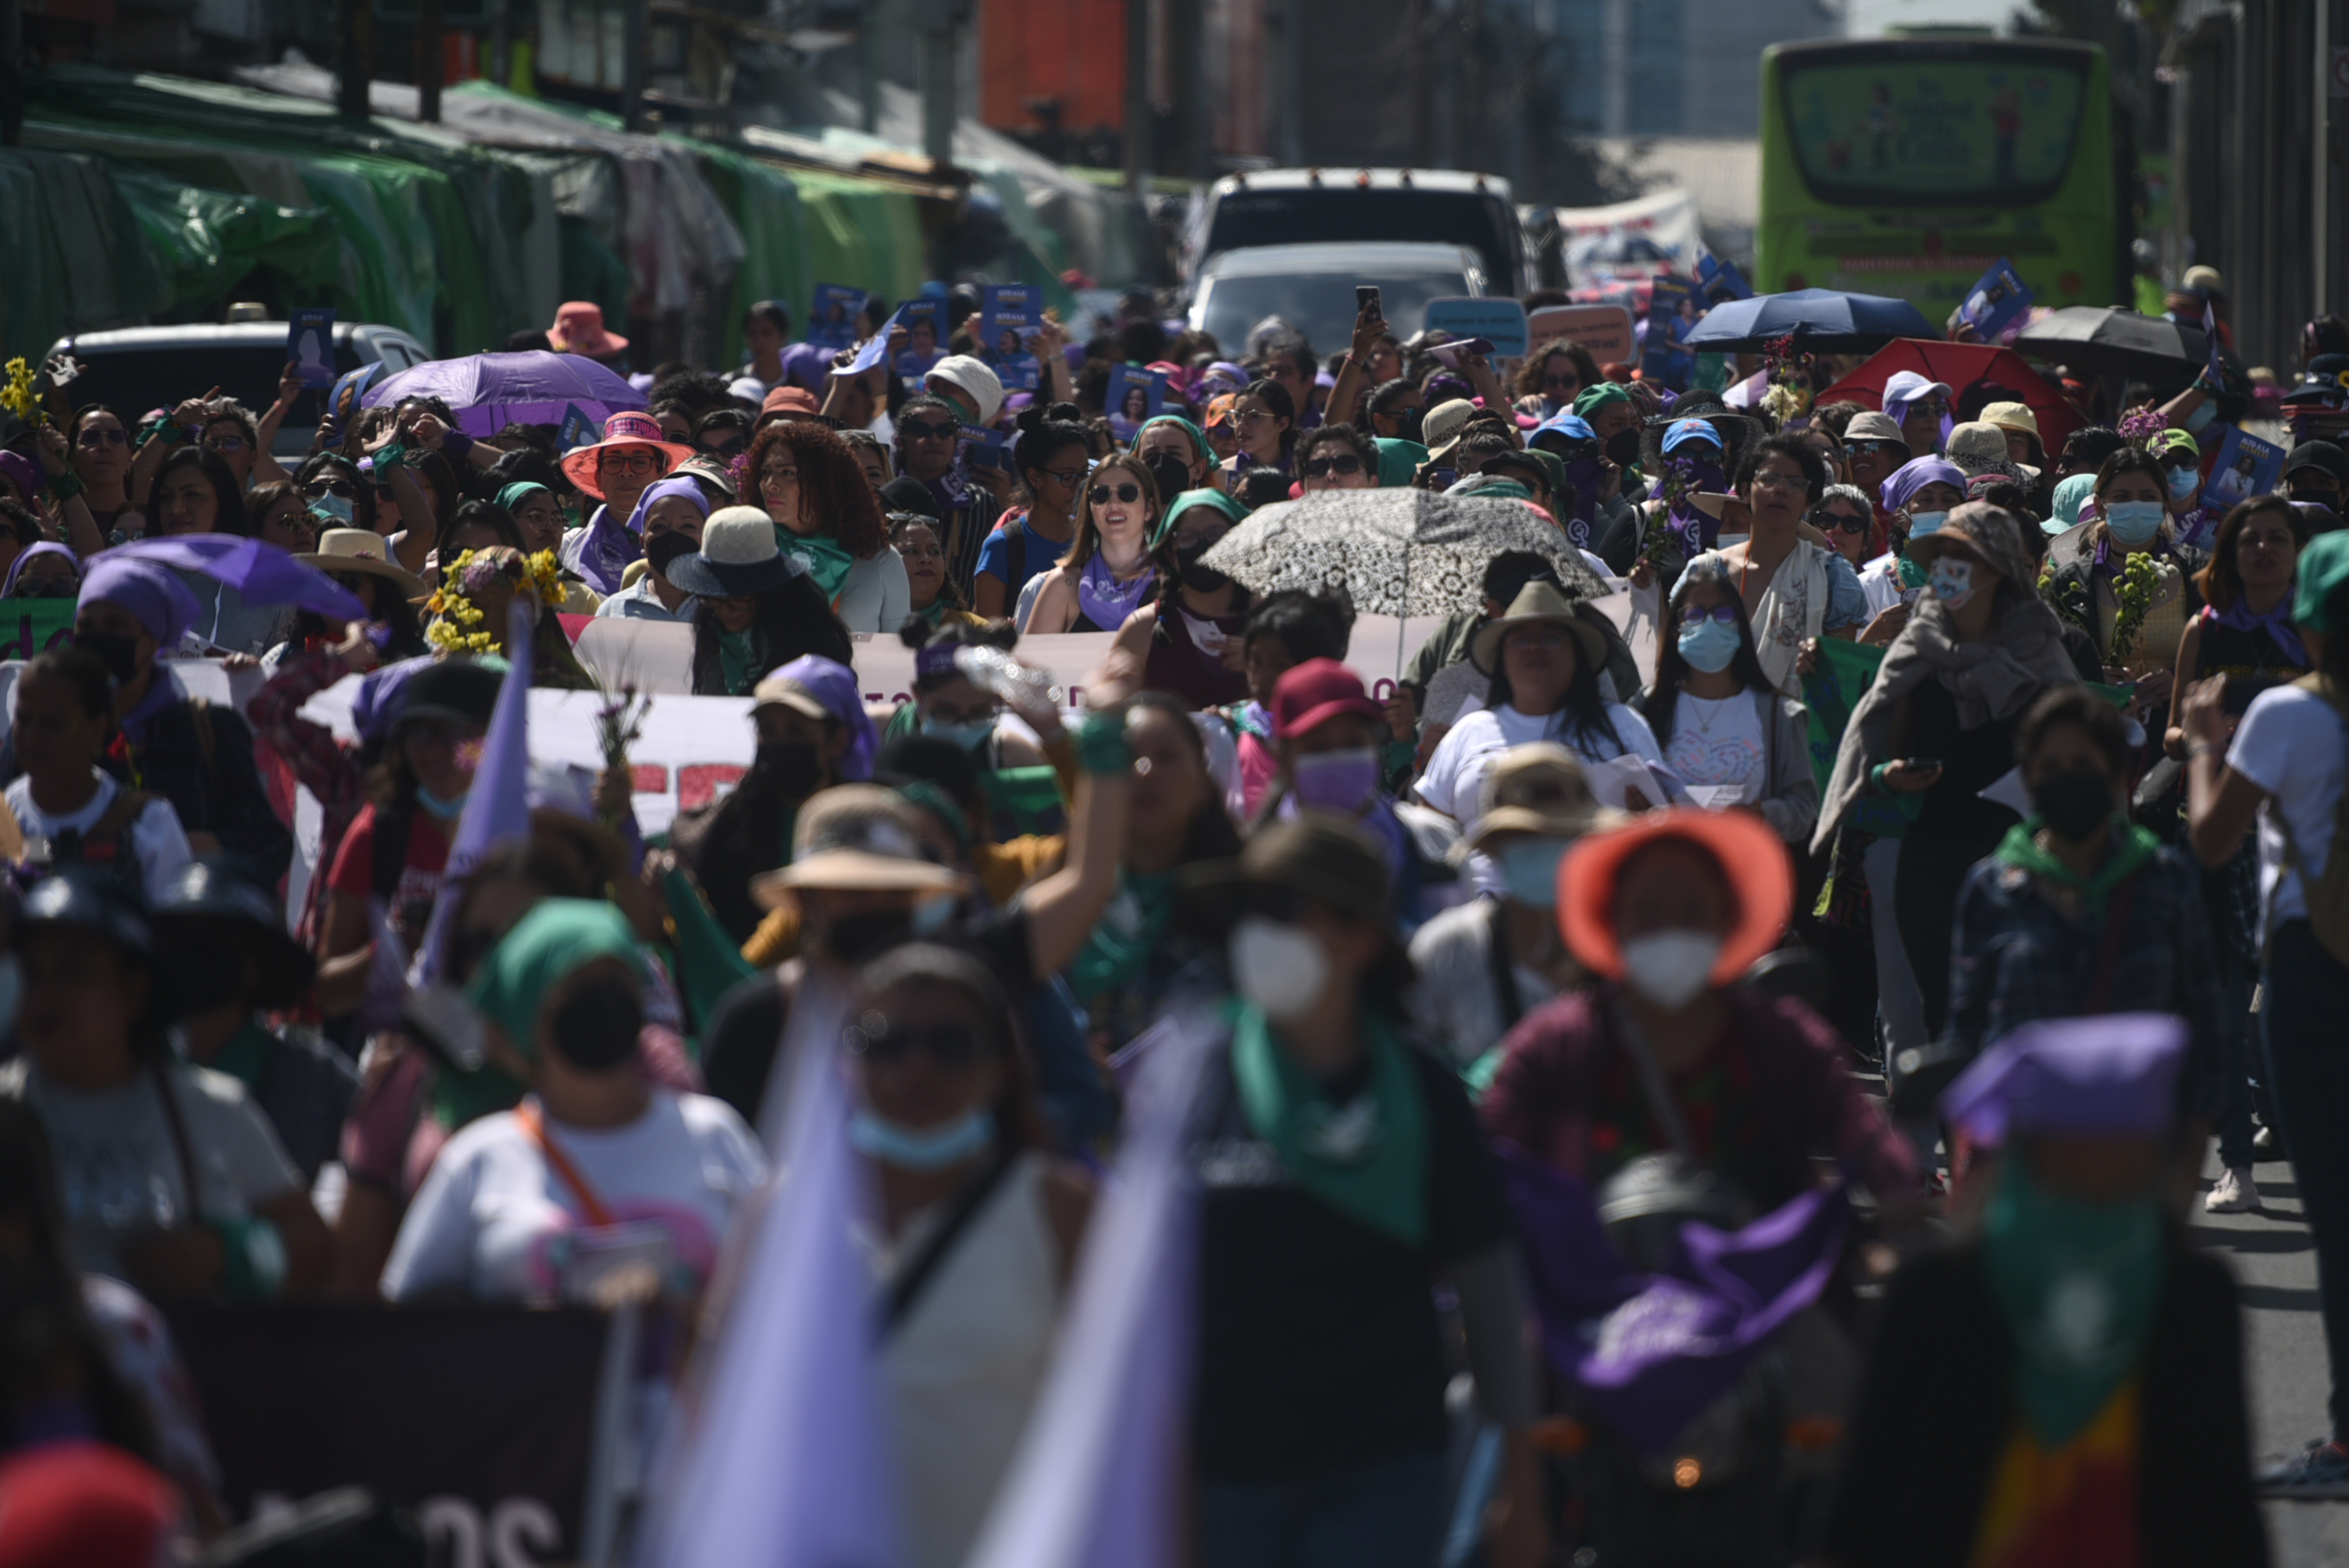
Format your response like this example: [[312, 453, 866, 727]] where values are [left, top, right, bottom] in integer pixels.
[[1779, 54, 2087, 208]]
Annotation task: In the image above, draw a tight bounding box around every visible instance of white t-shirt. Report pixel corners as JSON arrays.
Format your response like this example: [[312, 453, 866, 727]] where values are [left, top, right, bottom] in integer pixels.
[[382, 1089, 767, 1304], [1416, 701, 1663, 828], [5, 771, 192, 901], [1407, 899, 1563, 1067], [2227, 683, 2349, 937], [1858, 552, 1916, 619], [1662, 691, 1769, 806]]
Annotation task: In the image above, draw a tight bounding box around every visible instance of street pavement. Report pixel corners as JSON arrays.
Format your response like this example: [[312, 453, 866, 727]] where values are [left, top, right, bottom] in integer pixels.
[[2196, 1142, 2349, 1563]]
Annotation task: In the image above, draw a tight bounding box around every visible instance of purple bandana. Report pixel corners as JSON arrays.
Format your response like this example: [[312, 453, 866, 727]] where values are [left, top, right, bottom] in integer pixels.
[[558, 501, 640, 596], [1077, 554, 1157, 631], [2205, 599, 2309, 668], [1664, 456, 1728, 556]]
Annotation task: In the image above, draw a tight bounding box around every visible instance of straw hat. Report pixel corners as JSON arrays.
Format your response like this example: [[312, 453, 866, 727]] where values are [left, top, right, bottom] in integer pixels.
[[1463, 743, 1619, 852], [296, 528, 428, 598], [662, 506, 804, 598], [558, 409, 697, 500], [750, 786, 970, 903], [1467, 580, 1609, 676]]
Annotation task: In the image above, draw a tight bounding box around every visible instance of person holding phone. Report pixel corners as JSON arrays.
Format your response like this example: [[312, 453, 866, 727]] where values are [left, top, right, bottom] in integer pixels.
[[1812, 503, 2083, 1037]]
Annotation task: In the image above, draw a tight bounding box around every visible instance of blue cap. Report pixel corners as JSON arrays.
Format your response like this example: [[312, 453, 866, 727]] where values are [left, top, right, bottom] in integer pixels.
[[1534, 412, 1598, 447], [1662, 418, 1723, 454]]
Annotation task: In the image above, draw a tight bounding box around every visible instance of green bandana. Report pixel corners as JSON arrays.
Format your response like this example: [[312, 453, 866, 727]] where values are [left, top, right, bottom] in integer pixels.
[[775, 526, 857, 603], [1982, 1157, 2165, 1446], [1991, 818, 2162, 920], [431, 1060, 528, 1132], [1068, 869, 1176, 1001], [209, 1020, 278, 1090], [463, 898, 645, 1058], [915, 597, 950, 628], [1231, 1003, 1428, 1246], [718, 629, 758, 695], [1374, 437, 1430, 489], [1895, 554, 1927, 592], [1135, 414, 1211, 467], [497, 481, 552, 515], [1572, 382, 1631, 420]]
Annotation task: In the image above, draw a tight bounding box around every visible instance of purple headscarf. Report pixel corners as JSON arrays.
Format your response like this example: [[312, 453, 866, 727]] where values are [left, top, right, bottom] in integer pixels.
[[771, 654, 877, 782], [626, 476, 713, 536], [0, 451, 43, 504], [1, 543, 78, 598], [350, 655, 437, 745], [1878, 455, 1967, 517], [80, 554, 200, 647], [1882, 371, 1955, 453]]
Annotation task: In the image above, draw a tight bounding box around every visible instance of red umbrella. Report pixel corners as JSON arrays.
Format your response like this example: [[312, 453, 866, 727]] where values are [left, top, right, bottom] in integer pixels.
[[1816, 339, 2083, 457]]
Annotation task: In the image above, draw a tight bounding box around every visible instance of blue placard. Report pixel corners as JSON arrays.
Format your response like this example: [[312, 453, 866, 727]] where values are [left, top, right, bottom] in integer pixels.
[[1958, 258, 2032, 342], [1107, 364, 1168, 439], [557, 404, 600, 452], [1424, 298, 1529, 359], [980, 286, 1043, 391], [1696, 255, 1752, 303], [960, 425, 1012, 473], [808, 284, 869, 351], [1641, 275, 1699, 390], [2201, 423, 2285, 512], [893, 300, 946, 386], [287, 308, 337, 389]]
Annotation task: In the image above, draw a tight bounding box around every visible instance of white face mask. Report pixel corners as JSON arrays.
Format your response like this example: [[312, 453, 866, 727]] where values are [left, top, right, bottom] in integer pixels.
[[1619, 929, 1723, 1011], [1229, 914, 1331, 1021]]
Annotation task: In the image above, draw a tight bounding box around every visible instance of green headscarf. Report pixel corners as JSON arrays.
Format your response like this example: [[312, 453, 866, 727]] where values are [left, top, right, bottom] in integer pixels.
[[1374, 437, 1430, 489], [465, 898, 645, 1060], [2294, 529, 2349, 632], [1133, 414, 1211, 467], [1155, 485, 1246, 547], [496, 481, 553, 516], [775, 526, 857, 603], [1572, 382, 1632, 421]]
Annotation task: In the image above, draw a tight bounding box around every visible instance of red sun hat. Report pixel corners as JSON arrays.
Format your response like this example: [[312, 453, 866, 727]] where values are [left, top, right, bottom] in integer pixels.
[[1557, 808, 1793, 986], [558, 408, 698, 501], [1271, 657, 1382, 740], [548, 300, 628, 358]]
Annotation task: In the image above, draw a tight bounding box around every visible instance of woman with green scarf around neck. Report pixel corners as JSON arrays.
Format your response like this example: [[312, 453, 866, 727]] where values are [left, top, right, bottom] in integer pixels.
[[744, 417, 908, 633], [1178, 812, 1548, 1568], [1827, 1014, 2265, 1567], [380, 899, 765, 1305]]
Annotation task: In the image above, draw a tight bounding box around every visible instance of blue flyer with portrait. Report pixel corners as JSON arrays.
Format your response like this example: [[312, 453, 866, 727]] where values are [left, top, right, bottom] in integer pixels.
[[959, 424, 1012, 474], [287, 308, 337, 388], [893, 299, 946, 387], [1959, 258, 2031, 342], [2201, 424, 2284, 512], [980, 285, 1043, 391], [808, 284, 868, 351], [1641, 275, 1698, 390], [1107, 365, 1167, 439], [1696, 255, 1752, 304]]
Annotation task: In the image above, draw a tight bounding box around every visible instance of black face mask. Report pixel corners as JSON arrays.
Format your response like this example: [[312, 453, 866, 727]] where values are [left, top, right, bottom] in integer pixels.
[[749, 739, 823, 800], [1605, 429, 1644, 469], [2033, 769, 2116, 842], [545, 967, 644, 1071], [823, 909, 913, 964], [1176, 536, 1229, 593], [1142, 451, 1193, 505], [163, 931, 248, 1013], [1389, 407, 1424, 444], [644, 528, 697, 577], [74, 629, 140, 686]]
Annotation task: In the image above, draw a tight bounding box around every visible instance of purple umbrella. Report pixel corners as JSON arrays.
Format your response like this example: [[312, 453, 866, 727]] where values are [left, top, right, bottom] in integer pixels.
[[109, 536, 367, 623], [359, 351, 649, 439]]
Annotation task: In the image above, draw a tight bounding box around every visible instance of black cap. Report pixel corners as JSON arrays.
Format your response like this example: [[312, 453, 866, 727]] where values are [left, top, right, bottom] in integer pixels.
[[397, 657, 504, 731], [2284, 356, 2349, 406], [150, 861, 316, 1010], [879, 476, 943, 523], [20, 868, 151, 956], [2287, 441, 2349, 486]]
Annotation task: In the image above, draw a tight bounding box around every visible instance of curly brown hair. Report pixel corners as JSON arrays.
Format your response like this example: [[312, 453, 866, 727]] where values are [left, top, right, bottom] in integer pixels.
[[1513, 339, 1602, 399], [743, 419, 889, 560]]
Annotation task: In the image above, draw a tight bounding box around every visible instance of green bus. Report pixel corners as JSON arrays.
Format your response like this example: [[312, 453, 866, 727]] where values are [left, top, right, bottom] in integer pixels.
[[1756, 37, 2124, 321]]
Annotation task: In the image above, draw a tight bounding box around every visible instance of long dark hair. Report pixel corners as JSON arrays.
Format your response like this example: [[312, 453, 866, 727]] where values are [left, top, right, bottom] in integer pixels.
[[1128, 691, 1243, 866], [1643, 558, 1774, 741], [146, 446, 251, 536], [1011, 408, 1091, 509], [690, 576, 854, 696], [1063, 453, 1173, 575], [1235, 379, 1299, 464], [1486, 611, 1623, 754], [2195, 494, 2308, 611]]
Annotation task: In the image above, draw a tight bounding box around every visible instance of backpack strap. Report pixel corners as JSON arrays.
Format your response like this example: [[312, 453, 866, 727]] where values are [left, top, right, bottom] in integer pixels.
[[876, 1148, 1019, 1337]]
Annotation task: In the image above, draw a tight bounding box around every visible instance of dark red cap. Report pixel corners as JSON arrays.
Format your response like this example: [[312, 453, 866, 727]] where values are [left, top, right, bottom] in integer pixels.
[[1271, 657, 1381, 739]]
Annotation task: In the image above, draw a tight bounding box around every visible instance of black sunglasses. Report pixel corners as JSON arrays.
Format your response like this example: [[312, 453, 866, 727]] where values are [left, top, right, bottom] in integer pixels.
[[1542, 373, 1579, 390], [1302, 454, 1363, 479], [1677, 603, 1739, 626], [900, 416, 960, 443], [301, 478, 359, 500], [2157, 452, 2200, 471], [1816, 508, 1870, 534], [1845, 440, 1904, 457], [1089, 482, 1142, 505]]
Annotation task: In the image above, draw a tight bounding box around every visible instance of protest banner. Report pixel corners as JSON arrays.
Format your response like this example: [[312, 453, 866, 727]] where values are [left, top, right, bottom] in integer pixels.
[[1424, 298, 1531, 360], [1526, 305, 1634, 363], [167, 1303, 625, 1568]]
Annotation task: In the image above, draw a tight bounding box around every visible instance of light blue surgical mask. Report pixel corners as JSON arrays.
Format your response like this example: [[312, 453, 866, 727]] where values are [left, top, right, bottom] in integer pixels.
[[1498, 839, 1569, 908], [1905, 509, 1948, 538], [309, 493, 355, 528], [415, 785, 469, 821], [922, 715, 995, 752], [2166, 464, 2201, 501], [1676, 615, 1741, 675], [1929, 558, 1977, 608], [2103, 500, 2166, 546], [847, 1107, 996, 1171]]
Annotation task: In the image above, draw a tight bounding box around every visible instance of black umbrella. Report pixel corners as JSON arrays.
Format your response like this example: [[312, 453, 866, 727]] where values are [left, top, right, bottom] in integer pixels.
[[2013, 306, 2208, 380]]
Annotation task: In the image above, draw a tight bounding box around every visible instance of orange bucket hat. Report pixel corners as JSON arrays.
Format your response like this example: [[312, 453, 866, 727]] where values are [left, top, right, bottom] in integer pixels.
[[1556, 808, 1792, 987]]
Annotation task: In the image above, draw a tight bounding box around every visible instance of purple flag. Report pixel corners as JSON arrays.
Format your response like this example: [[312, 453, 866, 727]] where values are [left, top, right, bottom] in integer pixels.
[[407, 603, 534, 988], [964, 1010, 1219, 1568], [1499, 1146, 1848, 1456], [634, 985, 904, 1568]]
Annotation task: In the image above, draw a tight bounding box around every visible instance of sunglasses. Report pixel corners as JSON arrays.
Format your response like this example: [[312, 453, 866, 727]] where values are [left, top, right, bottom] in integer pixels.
[[301, 478, 359, 500], [1089, 482, 1142, 506], [1677, 603, 1739, 627], [202, 435, 248, 454], [703, 437, 744, 458], [845, 1019, 992, 1069], [1845, 440, 1903, 457], [1542, 373, 1580, 390], [900, 416, 960, 442], [2157, 452, 2200, 471], [1302, 454, 1363, 479], [1817, 509, 1871, 534], [77, 428, 130, 449]]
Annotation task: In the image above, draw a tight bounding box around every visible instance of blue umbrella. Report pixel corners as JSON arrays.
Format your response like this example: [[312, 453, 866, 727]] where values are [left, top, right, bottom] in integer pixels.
[[109, 536, 367, 623], [1682, 288, 1937, 353]]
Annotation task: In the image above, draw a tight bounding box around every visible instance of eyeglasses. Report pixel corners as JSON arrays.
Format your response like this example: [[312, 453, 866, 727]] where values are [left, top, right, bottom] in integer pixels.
[[76, 428, 129, 449], [1908, 398, 1949, 416], [1749, 469, 1808, 492], [845, 1018, 991, 1068], [1302, 454, 1363, 479], [301, 478, 358, 500], [598, 451, 661, 476], [1089, 482, 1142, 505], [1817, 509, 1871, 535], [1233, 408, 1276, 428], [1677, 603, 1739, 627], [202, 435, 248, 454], [1036, 466, 1088, 488], [1845, 440, 1903, 458], [1542, 373, 1579, 391], [703, 438, 744, 459], [900, 416, 960, 443]]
